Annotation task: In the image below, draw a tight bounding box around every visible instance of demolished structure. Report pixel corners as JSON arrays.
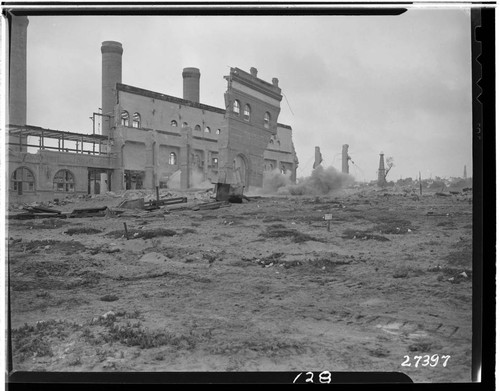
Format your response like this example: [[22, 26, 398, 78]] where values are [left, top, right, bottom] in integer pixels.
[[7, 15, 299, 204]]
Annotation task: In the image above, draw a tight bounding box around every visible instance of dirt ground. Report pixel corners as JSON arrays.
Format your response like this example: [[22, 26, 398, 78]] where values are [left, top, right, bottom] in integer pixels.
[[7, 186, 473, 383]]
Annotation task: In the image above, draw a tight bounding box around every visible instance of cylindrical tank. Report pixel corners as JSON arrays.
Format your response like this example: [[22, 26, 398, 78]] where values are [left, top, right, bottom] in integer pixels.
[[101, 41, 123, 136], [182, 67, 200, 103]]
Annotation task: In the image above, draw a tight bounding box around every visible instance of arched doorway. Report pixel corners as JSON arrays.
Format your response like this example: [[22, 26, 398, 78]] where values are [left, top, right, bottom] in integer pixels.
[[233, 154, 249, 189]]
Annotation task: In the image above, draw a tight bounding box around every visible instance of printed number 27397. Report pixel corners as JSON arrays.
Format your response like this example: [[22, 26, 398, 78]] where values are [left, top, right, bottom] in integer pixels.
[[402, 355, 450, 367]]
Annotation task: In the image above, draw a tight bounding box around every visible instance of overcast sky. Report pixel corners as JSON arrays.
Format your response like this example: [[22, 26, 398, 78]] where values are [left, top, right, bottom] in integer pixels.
[[23, 8, 472, 182]]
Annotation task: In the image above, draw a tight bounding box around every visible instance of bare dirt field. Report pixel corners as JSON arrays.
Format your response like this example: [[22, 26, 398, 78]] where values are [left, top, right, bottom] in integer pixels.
[[7, 187, 473, 383]]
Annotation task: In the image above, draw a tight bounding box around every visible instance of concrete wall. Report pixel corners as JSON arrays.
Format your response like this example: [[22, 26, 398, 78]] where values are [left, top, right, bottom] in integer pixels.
[[8, 150, 117, 204]]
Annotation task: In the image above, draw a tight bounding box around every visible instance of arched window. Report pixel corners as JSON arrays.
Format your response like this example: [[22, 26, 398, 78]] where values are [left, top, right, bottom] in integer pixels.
[[132, 113, 141, 128], [53, 169, 75, 192], [232, 100, 240, 115], [11, 167, 35, 194], [194, 125, 201, 132], [171, 120, 178, 127], [121, 111, 130, 127], [277, 140, 281, 146], [216, 129, 221, 135], [264, 112, 271, 129], [169, 152, 177, 165], [269, 138, 274, 145], [182, 122, 188, 128], [280, 165, 286, 174], [243, 104, 251, 121], [204, 126, 211, 133]]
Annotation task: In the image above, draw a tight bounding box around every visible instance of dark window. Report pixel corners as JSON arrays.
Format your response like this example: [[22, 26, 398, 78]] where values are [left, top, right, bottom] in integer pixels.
[[171, 120, 178, 127], [11, 167, 35, 195], [53, 169, 75, 192], [132, 113, 141, 128], [243, 104, 251, 121], [121, 111, 130, 127], [264, 112, 271, 129], [195, 125, 201, 131], [233, 100, 240, 115]]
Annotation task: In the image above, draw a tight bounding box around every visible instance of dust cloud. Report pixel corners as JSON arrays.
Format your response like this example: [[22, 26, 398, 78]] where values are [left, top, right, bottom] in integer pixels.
[[260, 166, 354, 196]]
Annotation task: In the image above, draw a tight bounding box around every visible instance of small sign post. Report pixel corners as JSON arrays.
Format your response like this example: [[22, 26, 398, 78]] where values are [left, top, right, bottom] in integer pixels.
[[324, 213, 332, 232]]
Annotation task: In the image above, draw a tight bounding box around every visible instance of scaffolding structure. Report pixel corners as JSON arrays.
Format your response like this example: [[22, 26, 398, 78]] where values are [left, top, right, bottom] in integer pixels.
[[7, 124, 111, 155]]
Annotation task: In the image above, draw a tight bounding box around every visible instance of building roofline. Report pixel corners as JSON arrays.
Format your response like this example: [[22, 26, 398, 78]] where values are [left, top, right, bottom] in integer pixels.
[[117, 83, 226, 114], [116, 82, 292, 130]]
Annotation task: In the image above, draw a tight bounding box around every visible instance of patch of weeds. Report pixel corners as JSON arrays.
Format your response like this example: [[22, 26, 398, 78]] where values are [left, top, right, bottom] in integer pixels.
[[436, 220, 456, 228], [255, 252, 285, 266], [68, 355, 82, 366], [393, 265, 426, 279], [368, 347, 390, 358], [12, 239, 87, 254], [100, 294, 119, 302], [12, 319, 82, 361], [106, 228, 177, 240], [64, 227, 102, 236], [444, 246, 472, 268], [309, 256, 352, 271], [426, 240, 441, 246], [21, 218, 71, 230], [260, 227, 324, 243], [373, 220, 416, 234], [267, 223, 287, 229], [262, 216, 284, 223], [408, 340, 440, 352], [341, 229, 389, 242], [181, 228, 197, 234], [104, 323, 196, 350]]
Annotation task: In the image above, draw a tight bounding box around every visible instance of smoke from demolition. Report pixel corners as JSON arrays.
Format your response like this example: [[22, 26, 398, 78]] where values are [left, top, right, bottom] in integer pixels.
[[261, 166, 354, 196]]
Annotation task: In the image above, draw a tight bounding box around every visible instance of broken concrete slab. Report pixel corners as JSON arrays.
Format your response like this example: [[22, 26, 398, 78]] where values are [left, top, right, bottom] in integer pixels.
[[192, 201, 231, 211], [69, 206, 109, 218], [117, 198, 145, 210]]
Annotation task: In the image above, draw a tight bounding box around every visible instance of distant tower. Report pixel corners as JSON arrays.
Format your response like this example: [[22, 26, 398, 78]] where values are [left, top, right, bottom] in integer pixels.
[[313, 146, 323, 169], [182, 67, 200, 103], [342, 144, 350, 174], [463, 165, 467, 179], [377, 152, 386, 187], [101, 41, 123, 136]]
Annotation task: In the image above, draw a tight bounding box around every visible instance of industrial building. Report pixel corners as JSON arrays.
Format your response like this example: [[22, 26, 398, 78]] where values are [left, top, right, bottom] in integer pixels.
[[7, 15, 299, 204]]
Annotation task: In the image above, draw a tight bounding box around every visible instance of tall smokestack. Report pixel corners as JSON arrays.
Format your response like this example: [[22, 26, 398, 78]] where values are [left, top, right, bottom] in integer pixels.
[[378, 152, 386, 187], [101, 41, 123, 136], [8, 15, 29, 152], [182, 67, 200, 103], [342, 144, 350, 174], [9, 15, 29, 127]]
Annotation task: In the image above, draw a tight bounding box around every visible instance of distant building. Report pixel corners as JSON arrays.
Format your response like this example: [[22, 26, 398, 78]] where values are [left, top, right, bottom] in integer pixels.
[[7, 16, 299, 203]]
